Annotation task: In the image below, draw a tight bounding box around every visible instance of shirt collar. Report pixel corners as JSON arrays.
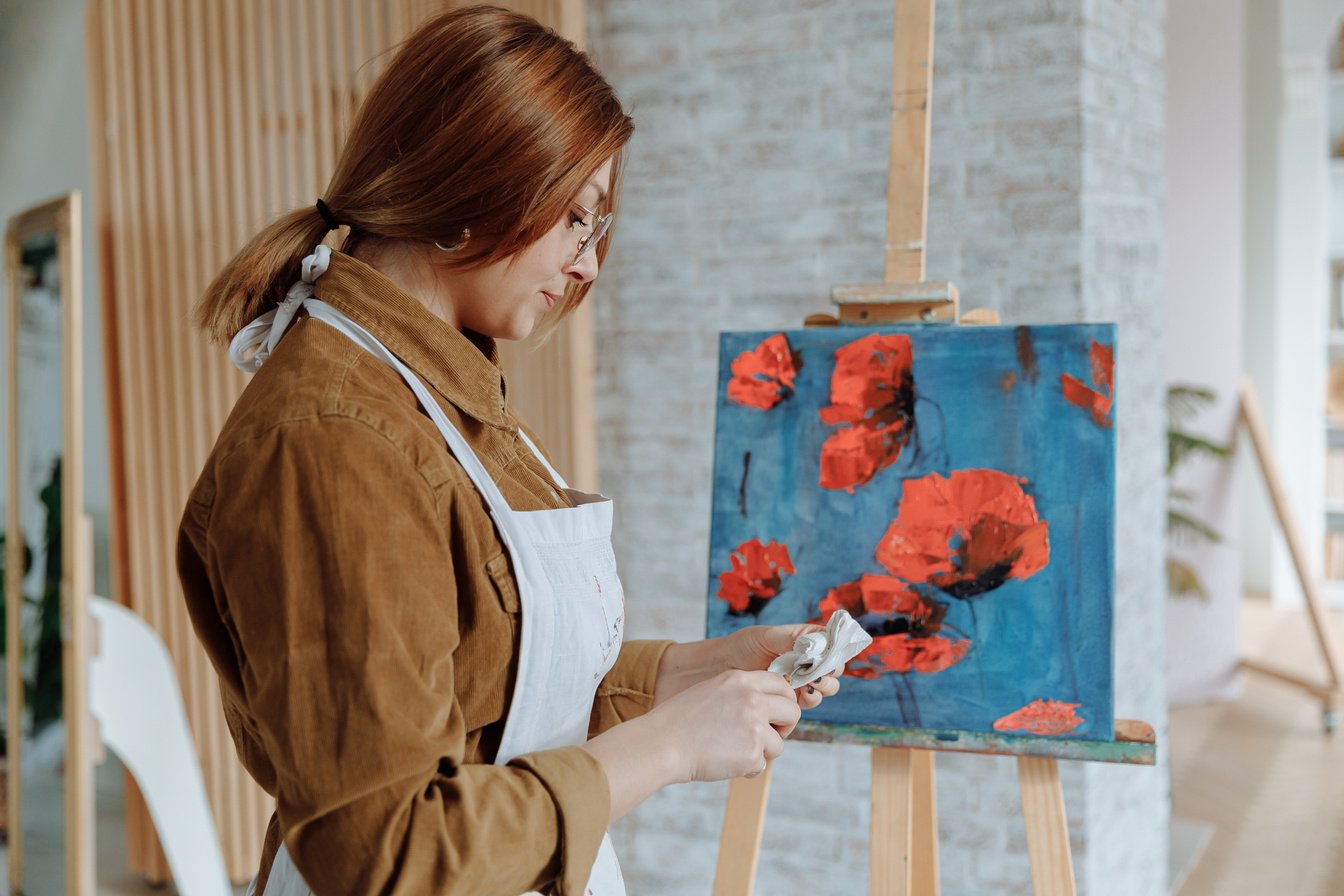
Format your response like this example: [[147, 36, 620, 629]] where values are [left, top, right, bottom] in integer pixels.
[[311, 250, 511, 428]]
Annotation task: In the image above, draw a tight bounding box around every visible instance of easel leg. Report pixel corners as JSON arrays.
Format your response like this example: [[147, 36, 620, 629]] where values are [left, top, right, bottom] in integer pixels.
[[910, 750, 939, 895], [870, 746, 915, 896], [1239, 377, 1344, 725], [712, 763, 773, 896], [1017, 757, 1076, 896]]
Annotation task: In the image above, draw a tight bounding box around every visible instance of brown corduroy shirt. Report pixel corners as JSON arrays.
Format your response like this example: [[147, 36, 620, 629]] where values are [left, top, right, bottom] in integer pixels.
[[177, 251, 672, 895]]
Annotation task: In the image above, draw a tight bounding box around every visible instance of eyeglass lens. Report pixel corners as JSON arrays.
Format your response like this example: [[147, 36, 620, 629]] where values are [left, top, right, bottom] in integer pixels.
[[576, 213, 611, 261]]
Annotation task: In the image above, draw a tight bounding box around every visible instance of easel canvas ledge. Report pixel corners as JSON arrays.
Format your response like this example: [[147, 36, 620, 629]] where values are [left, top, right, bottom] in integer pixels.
[[793, 718, 1156, 766]]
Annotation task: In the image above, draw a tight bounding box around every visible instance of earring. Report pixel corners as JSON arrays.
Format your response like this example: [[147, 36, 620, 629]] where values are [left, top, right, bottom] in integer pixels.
[[435, 228, 470, 252]]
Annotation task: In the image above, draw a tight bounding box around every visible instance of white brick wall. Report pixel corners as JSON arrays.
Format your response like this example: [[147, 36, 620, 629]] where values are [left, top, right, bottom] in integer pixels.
[[588, 1, 1168, 892]]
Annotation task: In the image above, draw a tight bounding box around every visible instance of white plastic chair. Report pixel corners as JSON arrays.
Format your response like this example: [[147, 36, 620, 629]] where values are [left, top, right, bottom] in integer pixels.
[[88, 594, 232, 896]]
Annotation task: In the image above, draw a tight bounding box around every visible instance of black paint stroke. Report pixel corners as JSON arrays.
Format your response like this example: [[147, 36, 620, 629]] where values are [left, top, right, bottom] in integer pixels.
[[1016, 326, 1040, 385], [739, 450, 752, 517]]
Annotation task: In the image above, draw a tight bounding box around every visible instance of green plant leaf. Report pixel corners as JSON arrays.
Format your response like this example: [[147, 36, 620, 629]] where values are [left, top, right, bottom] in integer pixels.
[[1167, 557, 1210, 601], [1167, 384, 1217, 423], [1168, 430, 1231, 474], [1168, 509, 1222, 545], [29, 456, 63, 732], [1169, 487, 1195, 506]]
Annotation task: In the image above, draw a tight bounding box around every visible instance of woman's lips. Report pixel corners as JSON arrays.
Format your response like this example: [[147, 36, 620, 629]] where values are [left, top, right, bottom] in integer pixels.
[[541, 291, 558, 309]]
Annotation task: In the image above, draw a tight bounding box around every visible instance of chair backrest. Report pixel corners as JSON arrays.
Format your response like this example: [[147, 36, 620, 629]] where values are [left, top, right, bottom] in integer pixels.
[[88, 595, 232, 896]]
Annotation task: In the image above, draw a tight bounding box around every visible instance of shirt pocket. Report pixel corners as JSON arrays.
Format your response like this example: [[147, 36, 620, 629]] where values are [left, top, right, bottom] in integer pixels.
[[485, 551, 521, 615]]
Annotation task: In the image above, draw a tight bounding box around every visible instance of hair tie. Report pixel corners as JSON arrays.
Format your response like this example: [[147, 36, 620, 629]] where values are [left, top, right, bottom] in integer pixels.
[[315, 199, 340, 231]]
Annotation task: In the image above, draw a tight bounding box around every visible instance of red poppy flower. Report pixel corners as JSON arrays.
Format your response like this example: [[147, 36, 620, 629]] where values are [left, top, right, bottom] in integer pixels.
[[1060, 339, 1114, 428], [818, 574, 927, 621], [818, 333, 914, 426], [727, 333, 801, 411], [875, 469, 1050, 598], [817, 575, 962, 677], [992, 698, 1084, 736], [716, 538, 795, 614], [817, 333, 916, 492], [844, 633, 971, 678]]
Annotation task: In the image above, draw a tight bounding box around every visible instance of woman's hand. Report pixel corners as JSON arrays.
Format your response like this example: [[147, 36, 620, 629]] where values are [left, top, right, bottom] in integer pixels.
[[720, 624, 842, 710], [585, 628, 845, 823], [652, 624, 842, 711], [583, 669, 803, 822], [650, 669, 802, 782]]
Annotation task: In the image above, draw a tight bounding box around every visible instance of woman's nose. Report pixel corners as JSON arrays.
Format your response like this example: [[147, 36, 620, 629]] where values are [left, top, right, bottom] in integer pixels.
[[564, 248, 600, 283]]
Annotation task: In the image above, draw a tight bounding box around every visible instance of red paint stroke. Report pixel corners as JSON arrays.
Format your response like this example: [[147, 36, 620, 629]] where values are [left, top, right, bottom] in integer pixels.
[[992, 698, 1084, 736], [817, 333, 916, 492], [819, 332, 914, 426], [1060, 339, 1114, 428], [875, 468, 1050, 599], [716, 538, 795, 614], [817, 575, 963, 677], [818, 425, 907, 493], [818, 574, 927, 622], [845, 633, 971, 678], [727, 333, 801, 410]]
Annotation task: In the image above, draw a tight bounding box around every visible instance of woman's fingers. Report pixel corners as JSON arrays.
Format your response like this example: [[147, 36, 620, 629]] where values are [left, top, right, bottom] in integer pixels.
[[811, 674, 840, 697], [765, 690, 802, 738], [794, 673, 841, 710], [761, 726, 786, 763]]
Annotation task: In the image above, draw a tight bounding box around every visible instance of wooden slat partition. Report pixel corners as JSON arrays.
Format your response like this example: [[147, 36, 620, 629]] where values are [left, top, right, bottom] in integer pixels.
[[86, 0, 593, 882]]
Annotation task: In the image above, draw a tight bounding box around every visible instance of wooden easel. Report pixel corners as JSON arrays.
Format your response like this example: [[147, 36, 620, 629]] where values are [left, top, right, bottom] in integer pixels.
[[712, 2, 1156, 893], [1236, 378, 1344, 732]]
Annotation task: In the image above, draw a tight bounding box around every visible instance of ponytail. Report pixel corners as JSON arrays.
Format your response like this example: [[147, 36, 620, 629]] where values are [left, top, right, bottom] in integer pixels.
[[194, 205, 334, 346]]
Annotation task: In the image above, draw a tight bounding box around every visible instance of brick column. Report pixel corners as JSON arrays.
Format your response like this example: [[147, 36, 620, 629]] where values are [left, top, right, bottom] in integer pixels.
[[589, 0, 1167, 892]]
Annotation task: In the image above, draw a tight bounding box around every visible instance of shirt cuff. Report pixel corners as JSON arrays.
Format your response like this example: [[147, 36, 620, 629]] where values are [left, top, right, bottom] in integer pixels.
[[507, 745, 611, 896]]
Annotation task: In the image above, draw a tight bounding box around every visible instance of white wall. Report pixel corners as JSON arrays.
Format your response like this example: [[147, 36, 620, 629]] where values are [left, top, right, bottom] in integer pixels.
[[0, 0, 112, 597], [1243, 0, 1341, 609], [1164, 0, 1246, 704]]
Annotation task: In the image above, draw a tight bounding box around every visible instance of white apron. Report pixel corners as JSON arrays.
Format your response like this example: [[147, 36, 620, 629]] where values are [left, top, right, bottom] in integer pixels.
[[233, 248, 627, 896]]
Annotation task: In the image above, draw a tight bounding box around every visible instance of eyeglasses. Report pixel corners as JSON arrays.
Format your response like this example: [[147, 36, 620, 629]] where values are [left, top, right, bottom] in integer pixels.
[[570, 202, 612, 263]]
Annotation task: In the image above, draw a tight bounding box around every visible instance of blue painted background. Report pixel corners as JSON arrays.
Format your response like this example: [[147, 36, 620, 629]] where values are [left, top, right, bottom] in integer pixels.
[[705, 324, 1116, 741]]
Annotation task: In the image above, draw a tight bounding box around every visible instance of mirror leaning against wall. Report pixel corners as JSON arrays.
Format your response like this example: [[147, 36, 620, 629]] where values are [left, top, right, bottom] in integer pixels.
[[3, 191, 93, 894]]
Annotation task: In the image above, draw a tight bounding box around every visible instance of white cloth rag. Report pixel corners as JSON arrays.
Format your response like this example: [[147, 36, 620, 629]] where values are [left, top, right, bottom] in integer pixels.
[[768, 609, 872, 689]]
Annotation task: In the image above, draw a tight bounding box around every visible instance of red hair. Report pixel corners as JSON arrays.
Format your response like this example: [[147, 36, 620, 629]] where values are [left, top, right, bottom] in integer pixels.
[[196, 4, 633, 344]]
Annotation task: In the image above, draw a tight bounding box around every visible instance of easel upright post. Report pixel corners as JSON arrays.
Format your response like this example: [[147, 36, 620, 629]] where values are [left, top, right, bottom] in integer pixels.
[[885, 0, 935, 285]]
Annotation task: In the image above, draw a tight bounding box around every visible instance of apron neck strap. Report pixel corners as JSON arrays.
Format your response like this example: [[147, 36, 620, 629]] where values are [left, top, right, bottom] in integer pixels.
[[228, 245, 332, 373]]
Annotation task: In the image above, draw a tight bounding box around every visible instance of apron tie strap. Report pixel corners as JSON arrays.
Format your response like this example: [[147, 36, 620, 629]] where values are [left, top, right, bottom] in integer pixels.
[[228, 244, 332, 373]]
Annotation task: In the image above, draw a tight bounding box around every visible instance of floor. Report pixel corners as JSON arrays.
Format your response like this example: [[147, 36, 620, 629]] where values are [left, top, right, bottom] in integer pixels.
[[0, 738, 248, 895], [1169, 597, 1344, 896]]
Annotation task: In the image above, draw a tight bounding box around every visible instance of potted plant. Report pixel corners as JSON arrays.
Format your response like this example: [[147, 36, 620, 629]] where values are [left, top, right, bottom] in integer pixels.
[[0, 456, 67, 841], [1167, 385, 1232, 600]]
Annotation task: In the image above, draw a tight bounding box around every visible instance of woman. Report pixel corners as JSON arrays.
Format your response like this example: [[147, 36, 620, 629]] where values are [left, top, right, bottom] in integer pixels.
[[177, 7, 839, 895]]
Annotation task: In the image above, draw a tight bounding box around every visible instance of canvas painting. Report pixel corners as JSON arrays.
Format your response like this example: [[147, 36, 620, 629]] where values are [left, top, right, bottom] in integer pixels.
[[705, 324, 1116, 741]]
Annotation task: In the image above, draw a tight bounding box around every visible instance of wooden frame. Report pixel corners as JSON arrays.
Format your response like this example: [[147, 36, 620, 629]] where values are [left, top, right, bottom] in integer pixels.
[[4, 190, 94, 894]]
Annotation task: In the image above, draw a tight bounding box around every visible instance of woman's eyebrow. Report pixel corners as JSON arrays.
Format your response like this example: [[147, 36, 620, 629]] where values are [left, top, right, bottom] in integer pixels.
[[585, 180, 609, 206]]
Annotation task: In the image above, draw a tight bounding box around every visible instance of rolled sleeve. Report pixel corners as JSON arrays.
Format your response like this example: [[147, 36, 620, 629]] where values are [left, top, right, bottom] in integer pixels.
[[589, 639, 674, 736], [507, 746, 612, 895]]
